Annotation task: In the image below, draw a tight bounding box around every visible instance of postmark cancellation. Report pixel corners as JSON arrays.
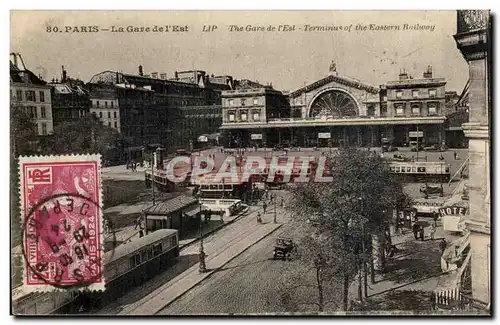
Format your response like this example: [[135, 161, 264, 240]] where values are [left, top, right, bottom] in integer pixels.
[[18, 154, 105, 293]]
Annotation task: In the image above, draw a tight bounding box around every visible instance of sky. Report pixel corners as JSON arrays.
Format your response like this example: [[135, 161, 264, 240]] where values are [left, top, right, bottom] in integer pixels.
[[10, 10, 469, 93]]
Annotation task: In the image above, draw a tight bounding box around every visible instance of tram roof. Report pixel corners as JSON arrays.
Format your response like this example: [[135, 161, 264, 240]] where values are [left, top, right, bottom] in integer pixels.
[[105, 228, 178, 264], [388, 161, 451, 166]]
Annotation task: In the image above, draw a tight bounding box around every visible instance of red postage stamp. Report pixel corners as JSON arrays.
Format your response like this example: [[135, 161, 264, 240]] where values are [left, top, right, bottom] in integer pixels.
[[19, 154, 105, 292]]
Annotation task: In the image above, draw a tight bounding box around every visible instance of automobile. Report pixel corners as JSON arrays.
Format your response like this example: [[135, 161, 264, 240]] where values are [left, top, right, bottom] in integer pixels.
[[420, 184, 444, 197], [381, 138, 398, 152], [392, 153, 411, 162], [273, 237, 296, 260], [409, 141, 424, 152], [423, 144, 442, 151]]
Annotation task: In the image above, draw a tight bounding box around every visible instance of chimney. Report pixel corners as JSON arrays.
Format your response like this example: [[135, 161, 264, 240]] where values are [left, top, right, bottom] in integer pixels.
[[151, 72, 158, 79], [160, 73, 167, 80], [423, 65, 433, 78], [62, 66, 67, 83], [398, 68, 408, 81], [138, 65, 143, 76]]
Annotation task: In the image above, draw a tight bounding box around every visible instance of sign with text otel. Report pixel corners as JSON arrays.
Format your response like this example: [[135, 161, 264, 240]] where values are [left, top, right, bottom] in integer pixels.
[[439, 206, 468, 217]]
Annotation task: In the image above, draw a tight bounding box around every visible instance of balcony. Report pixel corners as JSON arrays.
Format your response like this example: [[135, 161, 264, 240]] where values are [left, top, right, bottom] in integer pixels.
[[457, 10, 490, 34]]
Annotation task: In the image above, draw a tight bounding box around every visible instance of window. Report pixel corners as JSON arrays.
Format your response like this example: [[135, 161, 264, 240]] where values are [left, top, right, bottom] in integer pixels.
[[108, 122, 111, 127], [228, 99, 234, 106], [40, 107, 46, 118], [41, 123, 47, 135], [241, 99, 246, 106], [240, 111, 247, 121], [108, 112, 111, 118], [99, 112, 102, 118], [367, 104, 375, 116], [412, 90, 419, 98], [395, 105, 404, 116], [105, 101, 108, 108], [27, 106, 37, 118], [114, 111, 117, 119], [396, 90, 403, 99], [96, 101, 100, 108], [429, 89, 437, 97], [25, 90, 36, 101], [16, 90, 23, 101], [130, 254, 142, 268], [411, 105, 420, 115], [114, 121, 117, 128], [428, 103, 438, 115], [417, 167, 426, 173], [111, 101, 114, 108], [253, 111, 260, 121], [39, 91, 45, 102], [253, 98, 259, 105], [228, 112, 235, 122], [153, 243, 162, 256]]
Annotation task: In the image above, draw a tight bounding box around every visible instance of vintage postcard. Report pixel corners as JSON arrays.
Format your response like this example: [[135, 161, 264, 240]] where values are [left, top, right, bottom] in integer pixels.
[[10, 10, 491, 316]]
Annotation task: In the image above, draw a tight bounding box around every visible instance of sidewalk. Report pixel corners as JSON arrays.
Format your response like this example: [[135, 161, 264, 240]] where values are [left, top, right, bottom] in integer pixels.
[[97, 206, 281, 315], [349, 217, 462, 311]]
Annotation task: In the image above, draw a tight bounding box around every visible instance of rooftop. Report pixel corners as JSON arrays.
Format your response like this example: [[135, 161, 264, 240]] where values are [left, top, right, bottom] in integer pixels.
[[143, 195, 198, 215]]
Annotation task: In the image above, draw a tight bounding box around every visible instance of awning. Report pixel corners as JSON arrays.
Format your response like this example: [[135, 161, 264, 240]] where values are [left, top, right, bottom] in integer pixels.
[[183, 204, 201, 217]]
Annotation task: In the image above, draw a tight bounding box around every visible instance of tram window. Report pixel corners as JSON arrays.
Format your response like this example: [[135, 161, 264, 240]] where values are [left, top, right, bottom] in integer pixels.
[[445, 167, 450, 173], [390, 167, 395, 172], [153, 243, 162, 256], [210, 185, 218, 190], [130, 254, 141, 268], [147, 247, 154, 260], [417, 167, 426, 173], [140, 250, 147, 262], [395, 167, 400, 173], [412, 167, 417, 173], [224, 185, 232, 189]]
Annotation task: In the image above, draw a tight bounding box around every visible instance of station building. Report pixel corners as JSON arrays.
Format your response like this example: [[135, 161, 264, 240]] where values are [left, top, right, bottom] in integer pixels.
[[220, 63, 449, 148]]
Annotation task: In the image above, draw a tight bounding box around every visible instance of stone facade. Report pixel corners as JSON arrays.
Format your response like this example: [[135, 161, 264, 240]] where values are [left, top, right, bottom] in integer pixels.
[[454, 9, 491, 308]]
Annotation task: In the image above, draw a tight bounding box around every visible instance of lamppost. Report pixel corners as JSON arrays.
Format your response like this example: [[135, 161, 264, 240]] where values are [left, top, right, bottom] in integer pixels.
[[197, 195, 207, 273], [273, 193, 277, 224]]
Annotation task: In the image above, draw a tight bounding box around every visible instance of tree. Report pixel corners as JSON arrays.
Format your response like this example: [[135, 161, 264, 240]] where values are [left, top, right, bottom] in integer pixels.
[[286, 147, 412, 310], [277, 226, 345, 312], [47, 114, 121, 158], [10, 105, 38, 248]]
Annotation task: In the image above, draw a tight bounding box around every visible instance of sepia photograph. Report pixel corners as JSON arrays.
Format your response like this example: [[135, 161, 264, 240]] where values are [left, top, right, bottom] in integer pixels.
[[9, 9, 491, 316]]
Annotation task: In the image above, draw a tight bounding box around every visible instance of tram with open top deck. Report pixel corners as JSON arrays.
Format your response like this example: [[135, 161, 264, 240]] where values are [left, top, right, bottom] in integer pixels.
[[388, 161, 451, 182]]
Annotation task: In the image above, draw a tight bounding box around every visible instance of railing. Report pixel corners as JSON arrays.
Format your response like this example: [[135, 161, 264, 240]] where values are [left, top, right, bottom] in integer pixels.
[[457, 10, 490, 34]]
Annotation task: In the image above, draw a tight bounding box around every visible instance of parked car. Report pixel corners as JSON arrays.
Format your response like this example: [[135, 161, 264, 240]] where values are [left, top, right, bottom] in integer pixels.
[[410, 141, 424, 152], [273, 237, 296, 260], [423, 144, 441, 151], [420, 184, 444, 197]]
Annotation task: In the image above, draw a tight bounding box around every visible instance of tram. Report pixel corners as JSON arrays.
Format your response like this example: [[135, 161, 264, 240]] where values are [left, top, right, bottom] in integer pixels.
[[388, 161, 451, 182]]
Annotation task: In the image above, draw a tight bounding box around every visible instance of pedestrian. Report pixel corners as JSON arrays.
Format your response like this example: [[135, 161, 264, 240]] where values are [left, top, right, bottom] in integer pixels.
[[439, 238, 447, 253], [454, 151, 458, 160], [419, 227, 425, 241], [430, 223, 437, 240], [257, 212, 262, 224], [412, 223, 420, 240], [263, 201, 267, 214], [433, 212, 439, 224], [135, 215, 143, 230]]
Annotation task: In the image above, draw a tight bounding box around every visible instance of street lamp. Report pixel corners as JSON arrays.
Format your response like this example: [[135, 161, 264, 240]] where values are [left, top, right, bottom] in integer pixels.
[[197, 195, 207, 273], [273, 193, 277, 224]]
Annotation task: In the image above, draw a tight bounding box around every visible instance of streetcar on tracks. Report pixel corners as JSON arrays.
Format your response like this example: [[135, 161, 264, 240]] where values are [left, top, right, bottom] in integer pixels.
[[71, 229, 180, 313], [388, 161, 451, 182]]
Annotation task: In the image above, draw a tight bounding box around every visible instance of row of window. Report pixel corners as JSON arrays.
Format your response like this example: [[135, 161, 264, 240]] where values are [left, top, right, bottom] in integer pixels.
[[228, 98, 260, 107], [94, 100, 115, 108], [12, 90, 46, 103], [95, 111, 118, 119], [24, 106, 47, 119], [128, 237, 177, 269], [394, 103, 439, 116], [395, 88, 437, 99], [227, 110, 261, 122]]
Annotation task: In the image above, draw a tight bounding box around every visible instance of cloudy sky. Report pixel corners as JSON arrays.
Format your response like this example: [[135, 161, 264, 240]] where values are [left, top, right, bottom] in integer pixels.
[[10, 10, 469, 93]]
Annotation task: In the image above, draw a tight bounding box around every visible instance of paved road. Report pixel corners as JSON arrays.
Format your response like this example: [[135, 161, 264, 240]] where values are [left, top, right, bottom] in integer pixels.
[[157, 217, 298, 315]]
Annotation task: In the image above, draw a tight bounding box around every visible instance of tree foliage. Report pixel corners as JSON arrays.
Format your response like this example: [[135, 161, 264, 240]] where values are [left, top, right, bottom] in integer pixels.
[[284, 147, 413, 311]]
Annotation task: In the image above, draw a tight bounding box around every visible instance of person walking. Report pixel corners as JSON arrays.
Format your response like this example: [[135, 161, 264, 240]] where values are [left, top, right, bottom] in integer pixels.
[[257, 212, 262, 224], [454, 151, 458, 160], [412, 223, 420, 240], [439, 238, 447, 254], [263, 201, 267, 214], [430, 222, 437, 240], [419, 227, 425, 241]]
